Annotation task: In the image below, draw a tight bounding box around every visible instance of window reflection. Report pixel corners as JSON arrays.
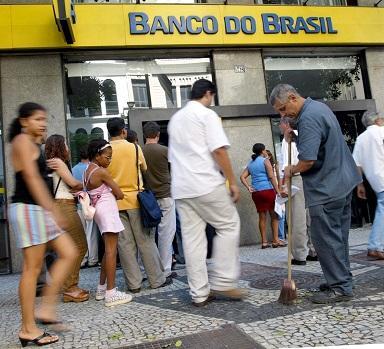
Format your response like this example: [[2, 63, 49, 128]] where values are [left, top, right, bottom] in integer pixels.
[[65, 57, 212, 162], [264, 56, 364, 101]]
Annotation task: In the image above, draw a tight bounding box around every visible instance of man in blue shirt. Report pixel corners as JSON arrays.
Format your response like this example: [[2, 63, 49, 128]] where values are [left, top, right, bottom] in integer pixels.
[[270, 84, 361, 304]]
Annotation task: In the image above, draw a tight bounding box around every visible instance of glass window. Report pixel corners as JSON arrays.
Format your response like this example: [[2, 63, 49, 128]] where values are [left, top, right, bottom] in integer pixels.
[[102, 79, 119, 115], [132, 79, 149, 108], [264, 55, 365, 101], [65, 57, 212, 162]]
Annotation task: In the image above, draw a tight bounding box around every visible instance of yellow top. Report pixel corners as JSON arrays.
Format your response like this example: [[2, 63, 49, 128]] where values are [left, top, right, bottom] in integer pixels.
[[107, 139, 147, 211]]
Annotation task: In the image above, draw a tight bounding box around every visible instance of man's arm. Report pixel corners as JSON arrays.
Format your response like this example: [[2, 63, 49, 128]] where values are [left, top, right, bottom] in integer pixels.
[[212, 147, 240, 203], [356, 166, 366, 199], [284, 160, 314, 183]]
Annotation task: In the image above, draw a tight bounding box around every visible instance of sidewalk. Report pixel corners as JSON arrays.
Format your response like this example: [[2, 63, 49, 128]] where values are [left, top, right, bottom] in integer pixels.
[[1, 226, 383, 349]]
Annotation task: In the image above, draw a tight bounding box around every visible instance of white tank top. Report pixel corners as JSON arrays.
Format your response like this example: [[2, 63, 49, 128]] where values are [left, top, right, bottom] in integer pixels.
[[53, 172, 74, 200]]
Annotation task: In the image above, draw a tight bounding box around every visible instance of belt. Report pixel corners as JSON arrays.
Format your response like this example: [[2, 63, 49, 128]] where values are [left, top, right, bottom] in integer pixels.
[[55, 199, 76, 204]]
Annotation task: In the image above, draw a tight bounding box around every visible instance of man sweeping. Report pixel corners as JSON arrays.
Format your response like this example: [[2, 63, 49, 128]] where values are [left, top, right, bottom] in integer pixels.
[[270, 84, 361, 304]]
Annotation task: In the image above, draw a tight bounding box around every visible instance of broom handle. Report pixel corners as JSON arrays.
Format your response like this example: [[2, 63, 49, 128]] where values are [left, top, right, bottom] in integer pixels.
[[287, 139, 293, 281]]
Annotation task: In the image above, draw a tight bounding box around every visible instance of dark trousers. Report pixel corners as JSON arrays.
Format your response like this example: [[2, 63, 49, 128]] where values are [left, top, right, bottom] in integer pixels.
[[308, 192, 353, 295]]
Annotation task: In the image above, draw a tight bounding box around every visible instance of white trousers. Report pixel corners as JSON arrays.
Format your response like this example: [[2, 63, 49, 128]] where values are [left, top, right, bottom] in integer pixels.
[[78, 209, 99, 265], [176, 184, 240, 303], [157, 197, 176, 277]]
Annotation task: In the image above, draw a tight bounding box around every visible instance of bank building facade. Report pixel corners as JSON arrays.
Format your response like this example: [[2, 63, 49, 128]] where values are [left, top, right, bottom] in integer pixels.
[[0, 0, 383, 273]]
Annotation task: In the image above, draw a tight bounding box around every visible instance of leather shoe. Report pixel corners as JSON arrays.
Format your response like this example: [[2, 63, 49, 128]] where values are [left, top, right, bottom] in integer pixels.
[[306, 255, 318, 262], [63, 289, 89, 303], [311, 289, 353, 304], [192, 294, 215, 307], [128, 288, 141, 294], [367, 250, 384, 260], [210, 288, 247, 300], [291, 259, 306, 266]]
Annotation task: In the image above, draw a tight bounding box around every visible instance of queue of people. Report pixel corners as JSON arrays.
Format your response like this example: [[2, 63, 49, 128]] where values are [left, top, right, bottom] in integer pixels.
[[7, 79, 382, 346]]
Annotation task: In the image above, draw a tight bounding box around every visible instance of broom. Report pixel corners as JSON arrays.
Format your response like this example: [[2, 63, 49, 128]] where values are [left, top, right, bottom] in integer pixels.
[[278, 138, 297, 305]]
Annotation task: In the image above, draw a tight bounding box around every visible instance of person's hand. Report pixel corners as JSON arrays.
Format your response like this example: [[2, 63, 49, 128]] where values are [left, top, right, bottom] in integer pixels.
[[357, 183, 367, 200], [47, 158, 66, 171], [230, 184, 240, 203], [283, 165, 294, 184], [248, 186, 254, 193]]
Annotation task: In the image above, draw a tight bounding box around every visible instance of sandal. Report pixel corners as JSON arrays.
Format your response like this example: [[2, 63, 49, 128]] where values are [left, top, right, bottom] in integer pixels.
[[272, 240, 287, 248], [261, 242, 270, 249], [19, 332, 59, 347]]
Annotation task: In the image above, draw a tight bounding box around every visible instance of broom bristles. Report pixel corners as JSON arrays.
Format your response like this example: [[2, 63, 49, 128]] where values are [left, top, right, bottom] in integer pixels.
[[278, 279, 297, 305]]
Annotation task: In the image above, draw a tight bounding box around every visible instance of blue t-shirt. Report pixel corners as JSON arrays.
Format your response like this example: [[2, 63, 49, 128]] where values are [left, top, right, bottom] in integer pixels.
[[247, 156, 273, 191], [296, 98, 361, 207], [72, 162, 88, 182]]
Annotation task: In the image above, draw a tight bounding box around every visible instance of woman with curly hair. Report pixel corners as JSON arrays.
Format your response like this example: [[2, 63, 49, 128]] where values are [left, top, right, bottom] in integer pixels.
[[45, 134, 89, 303]]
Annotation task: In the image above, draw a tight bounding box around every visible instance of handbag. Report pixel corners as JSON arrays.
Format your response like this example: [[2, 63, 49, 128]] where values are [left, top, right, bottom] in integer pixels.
[[134, 144, 162, 228], [77, 167, 96, 221]]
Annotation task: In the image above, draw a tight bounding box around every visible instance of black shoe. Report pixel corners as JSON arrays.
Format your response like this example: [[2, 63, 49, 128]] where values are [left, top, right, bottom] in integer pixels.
[[291, 259, 306, 266], [306, 255, 319, 262], [170, 271, 178, 278], [311, 289, 353, 304], [319, 282, 331, 291], [129, 288, 141, 294], [192, 294, 215, 307], [153, 276, 173, 289]]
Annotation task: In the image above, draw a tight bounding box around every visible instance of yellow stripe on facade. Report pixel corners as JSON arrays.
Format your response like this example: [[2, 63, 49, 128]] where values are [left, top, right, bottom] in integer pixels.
[[0, 4, 384, 50]]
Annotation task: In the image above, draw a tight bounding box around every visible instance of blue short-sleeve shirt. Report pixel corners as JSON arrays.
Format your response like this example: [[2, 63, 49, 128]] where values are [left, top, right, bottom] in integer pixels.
[[296, 98, 361, 207]]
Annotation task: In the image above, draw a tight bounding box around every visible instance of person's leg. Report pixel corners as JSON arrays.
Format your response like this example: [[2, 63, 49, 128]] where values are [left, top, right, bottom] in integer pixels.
[[306, 209, 317, 258], [186, 184, 241, 292], [341, 192, 353, 277], [258, 212, 267, 244], [278, 211, 286, 241], [270, 210, 279, 244], [368, 191, 384, 252], [61, 204, 88, 294], [309, 197, 353, 296], [175, 211, 185, 263], [156, 197, 176, 277], [88, 221, 99, 265], [19, 244, 51, 340], [77, 208, 89, 267], [101, 233, 118, 290], [291, 176, 309, 261], [176, 199, 209, 303], [127, 209, 166, 288], [118, 211, 143, 290], [37, 233, 77, 321]]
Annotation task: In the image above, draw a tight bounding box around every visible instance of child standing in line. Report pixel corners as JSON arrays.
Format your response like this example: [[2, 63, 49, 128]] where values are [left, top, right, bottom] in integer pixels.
[[84, 139, 132, 307]]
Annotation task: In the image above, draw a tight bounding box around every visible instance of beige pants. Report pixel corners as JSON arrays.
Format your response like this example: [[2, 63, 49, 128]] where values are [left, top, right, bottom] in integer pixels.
[[291, 176, 316, 261], [176, 184, 241, 303], [118, 209, 165, 289]]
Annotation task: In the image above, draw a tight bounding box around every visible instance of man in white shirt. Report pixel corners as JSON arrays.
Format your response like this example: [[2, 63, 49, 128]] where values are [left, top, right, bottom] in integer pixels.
[[353, 111, 384, 260], [279, 118, 317, 265], [168, 79, 244, 307]]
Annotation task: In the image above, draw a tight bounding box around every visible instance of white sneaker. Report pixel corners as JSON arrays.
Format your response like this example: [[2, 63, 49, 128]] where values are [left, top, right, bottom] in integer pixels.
[[95, 286, 106, 301], [104, 288, 132, 307]]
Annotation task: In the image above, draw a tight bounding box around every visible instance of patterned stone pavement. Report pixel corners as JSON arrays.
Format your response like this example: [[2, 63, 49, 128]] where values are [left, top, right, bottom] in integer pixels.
[[1, 226, 384, 349]]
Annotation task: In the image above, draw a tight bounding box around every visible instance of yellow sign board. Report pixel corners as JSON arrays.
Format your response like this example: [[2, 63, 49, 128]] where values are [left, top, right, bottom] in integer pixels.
[[1, 4, 384, 50]]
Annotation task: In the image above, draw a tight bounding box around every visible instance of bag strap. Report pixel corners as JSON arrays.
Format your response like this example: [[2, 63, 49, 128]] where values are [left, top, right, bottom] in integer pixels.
[[54, 177, 62, 198], [134, 143, 140, 191], [83, 164, 100, 191]]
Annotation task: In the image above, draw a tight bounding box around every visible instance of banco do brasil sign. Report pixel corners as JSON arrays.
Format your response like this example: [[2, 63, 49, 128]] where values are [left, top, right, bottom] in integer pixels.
[[128, 12, 337, 35]]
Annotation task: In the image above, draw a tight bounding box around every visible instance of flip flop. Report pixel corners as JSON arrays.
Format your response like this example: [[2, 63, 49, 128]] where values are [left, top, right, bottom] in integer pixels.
[[19, 332, 59, 347]]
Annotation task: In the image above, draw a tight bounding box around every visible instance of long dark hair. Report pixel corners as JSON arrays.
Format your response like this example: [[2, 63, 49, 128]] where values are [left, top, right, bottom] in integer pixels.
[[8, 102, 46, 142], [251, 143, 265, 161], [45, 134, 69, 162]]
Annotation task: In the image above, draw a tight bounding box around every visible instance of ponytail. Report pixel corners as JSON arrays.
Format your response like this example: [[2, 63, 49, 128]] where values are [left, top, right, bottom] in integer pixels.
[[8, 118, 22, 142], [7, 102, 46, 142], [251, 154, 257, 161]]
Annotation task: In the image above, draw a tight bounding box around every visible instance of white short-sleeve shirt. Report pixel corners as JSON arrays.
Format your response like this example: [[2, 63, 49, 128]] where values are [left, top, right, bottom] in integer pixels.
[[168, 100, 230, 199], [352, 124, 384, 193]]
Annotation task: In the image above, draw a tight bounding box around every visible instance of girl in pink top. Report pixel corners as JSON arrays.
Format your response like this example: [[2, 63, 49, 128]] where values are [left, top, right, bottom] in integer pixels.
[[84, 139, 132, 307]]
